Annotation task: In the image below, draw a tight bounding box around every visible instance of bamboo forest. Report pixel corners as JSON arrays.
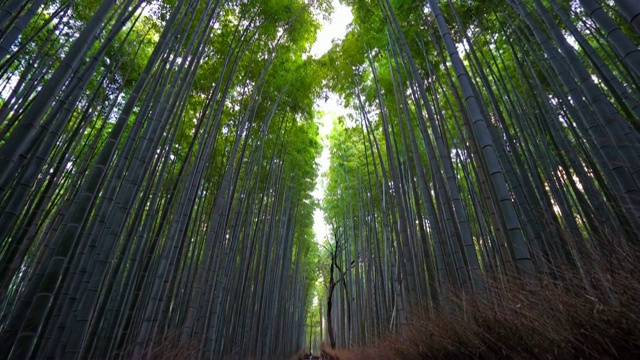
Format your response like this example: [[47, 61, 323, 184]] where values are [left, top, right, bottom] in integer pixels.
[[1, 0, 640, 358]]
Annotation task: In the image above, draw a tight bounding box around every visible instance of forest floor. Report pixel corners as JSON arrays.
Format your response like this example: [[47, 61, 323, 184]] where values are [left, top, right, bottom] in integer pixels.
[[305, 245, 640, 360]]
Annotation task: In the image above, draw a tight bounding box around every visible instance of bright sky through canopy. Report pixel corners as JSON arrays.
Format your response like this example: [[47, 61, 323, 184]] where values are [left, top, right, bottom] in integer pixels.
[[310, 0, 353, 58], [310, 0, 353, 243]]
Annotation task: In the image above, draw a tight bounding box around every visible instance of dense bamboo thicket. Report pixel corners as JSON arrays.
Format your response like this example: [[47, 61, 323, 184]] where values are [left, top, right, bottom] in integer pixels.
[[319, 0, 640, 353], [318, 246, 640, 359], [2, 0, 640, 359], [0, 0, 329, 358]]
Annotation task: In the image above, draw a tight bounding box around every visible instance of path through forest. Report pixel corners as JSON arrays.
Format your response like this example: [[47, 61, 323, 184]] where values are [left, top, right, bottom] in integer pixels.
[[1, 0, 639, 359]]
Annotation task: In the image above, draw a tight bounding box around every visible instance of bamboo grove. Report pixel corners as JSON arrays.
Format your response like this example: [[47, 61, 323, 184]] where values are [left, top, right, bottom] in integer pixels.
[[319, 0, 640, 349], [1, 0, 640, 358], [0, 0, 330, 358]]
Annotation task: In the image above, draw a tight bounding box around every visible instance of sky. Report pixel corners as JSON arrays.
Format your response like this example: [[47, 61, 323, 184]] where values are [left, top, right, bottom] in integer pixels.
[[309, 1, 353, 58], [309, 0, 353, 244]]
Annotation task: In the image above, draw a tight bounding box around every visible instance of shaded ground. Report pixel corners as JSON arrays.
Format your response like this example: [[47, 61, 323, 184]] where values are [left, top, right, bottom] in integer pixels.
[[304, 247, 640, 360]]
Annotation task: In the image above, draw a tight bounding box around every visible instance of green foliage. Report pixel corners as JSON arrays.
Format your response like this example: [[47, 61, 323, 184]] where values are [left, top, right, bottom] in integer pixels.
[[4, 0, 640, 357]]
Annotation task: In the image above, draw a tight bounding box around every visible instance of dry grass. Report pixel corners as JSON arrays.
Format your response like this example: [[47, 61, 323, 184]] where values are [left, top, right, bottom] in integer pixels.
[[141, 242, 640, 359], [321, 245, 640, 359]]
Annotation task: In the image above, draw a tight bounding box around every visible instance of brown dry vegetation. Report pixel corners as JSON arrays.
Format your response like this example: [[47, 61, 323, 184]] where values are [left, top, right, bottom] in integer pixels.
[[319, 244, 640, 360], [145, 244, 640, 360]]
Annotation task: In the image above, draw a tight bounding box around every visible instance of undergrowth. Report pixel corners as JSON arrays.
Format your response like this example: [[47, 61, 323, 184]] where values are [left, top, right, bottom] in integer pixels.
[[320, 243, 640, 359]]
